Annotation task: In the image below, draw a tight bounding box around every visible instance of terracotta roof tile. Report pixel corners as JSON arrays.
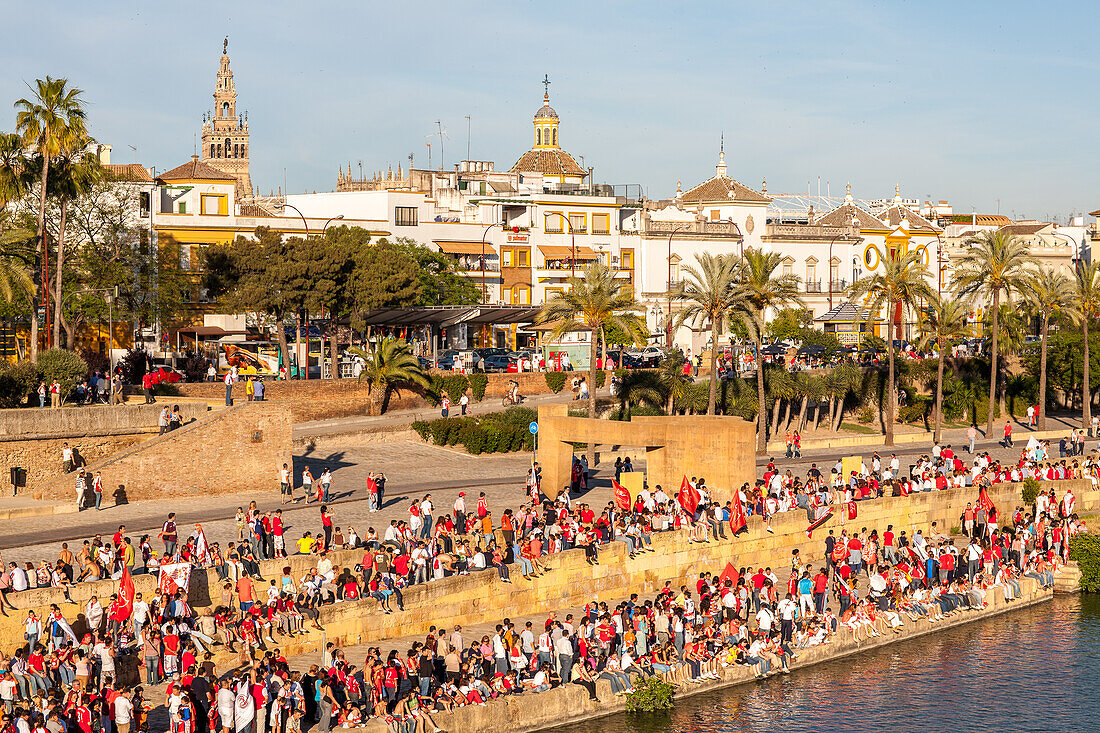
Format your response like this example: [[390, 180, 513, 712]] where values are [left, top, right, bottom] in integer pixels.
[[816, 202, 884, 230], [103, 163, 152, 183], [680, 175, 771, 204], [510, 148, 586, 177], [999, 222, 1047, 235], [878, 204, 942, 233], [158, 156, 236, 182]]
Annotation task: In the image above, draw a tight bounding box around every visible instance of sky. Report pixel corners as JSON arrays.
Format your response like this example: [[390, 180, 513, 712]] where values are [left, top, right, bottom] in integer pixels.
[[2, 0, 1097, 220]]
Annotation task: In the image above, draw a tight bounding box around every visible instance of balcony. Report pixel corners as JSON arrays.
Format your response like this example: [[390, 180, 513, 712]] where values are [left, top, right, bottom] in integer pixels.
[[644, 220, 739, 237], [804, 279, 849, 293]]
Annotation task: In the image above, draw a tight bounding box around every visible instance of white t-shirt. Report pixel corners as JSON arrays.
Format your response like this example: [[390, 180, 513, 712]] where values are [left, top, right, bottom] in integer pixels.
[[114, 696, 133, 725]]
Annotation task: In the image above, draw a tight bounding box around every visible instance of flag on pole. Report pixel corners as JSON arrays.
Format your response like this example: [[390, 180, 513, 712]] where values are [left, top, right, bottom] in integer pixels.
[[977, 486, 998, 523], [718, 562, 739, 588], [677, 475, 700, 517], [612, 479, 632, 512], [729, 492, 748, 535], [118, 563, 135, 621]]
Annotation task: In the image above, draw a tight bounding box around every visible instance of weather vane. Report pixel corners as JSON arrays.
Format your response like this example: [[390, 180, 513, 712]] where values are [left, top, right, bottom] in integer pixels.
[[223, 36, 228, 54]]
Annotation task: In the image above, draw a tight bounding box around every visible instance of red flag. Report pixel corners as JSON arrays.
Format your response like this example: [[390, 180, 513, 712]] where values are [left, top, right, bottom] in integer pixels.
[[805, 506, 834, 539], [729, 493, 748, 535], [118, 564, 135, 621], [612, 479, 631, 512], [718, 562, 739, 588], [977, 486, 998, 523], [677, 476, 700, 517], [900, 481, 909, 497], [846, 501, 858, 520]]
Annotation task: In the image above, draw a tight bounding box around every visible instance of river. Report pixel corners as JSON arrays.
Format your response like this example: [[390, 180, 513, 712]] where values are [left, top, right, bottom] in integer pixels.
[[553, 595, 1100, 733]]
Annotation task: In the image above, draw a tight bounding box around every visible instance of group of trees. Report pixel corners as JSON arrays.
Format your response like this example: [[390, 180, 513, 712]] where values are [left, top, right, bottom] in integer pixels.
[[543, 228, 1100, 454], [1, 76, 193, 363], [202, 226, 479, 377]]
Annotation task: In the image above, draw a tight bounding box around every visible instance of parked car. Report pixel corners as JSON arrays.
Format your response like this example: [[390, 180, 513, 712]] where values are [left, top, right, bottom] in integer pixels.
[[417, 356, 433, 371], [435, 350, 458, 370], [482, 353, 512, 373], [149, 366, 184, 384], [623, 346, 663, 368]]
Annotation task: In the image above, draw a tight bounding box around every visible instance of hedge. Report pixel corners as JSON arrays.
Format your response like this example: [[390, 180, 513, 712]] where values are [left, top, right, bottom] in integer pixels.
[[1069, 534, 1100, 592], [468, 373, 488, 401], [545, 372, 566, 393], [411, 406, 536, 455]]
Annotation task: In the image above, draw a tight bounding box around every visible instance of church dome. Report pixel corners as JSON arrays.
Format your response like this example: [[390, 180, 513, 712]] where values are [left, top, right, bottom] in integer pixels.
[[534, 94, 558, 121]]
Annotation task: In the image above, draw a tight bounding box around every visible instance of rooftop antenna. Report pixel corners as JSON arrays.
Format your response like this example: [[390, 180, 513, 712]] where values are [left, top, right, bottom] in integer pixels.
[[465, 114, 471, 162], [408, 152, 414, 169], [128, 144, 137, 163], [435, 120, 449, 171], [425, 141, 432, 171]]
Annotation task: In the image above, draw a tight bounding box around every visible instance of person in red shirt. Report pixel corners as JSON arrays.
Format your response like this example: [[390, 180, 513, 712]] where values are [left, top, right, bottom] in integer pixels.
[[272, 510, 286, 559], [812, 570, 828, 613]]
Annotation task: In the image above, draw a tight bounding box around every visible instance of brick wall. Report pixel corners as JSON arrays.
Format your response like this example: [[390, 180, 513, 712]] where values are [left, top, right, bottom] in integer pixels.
[[33, 402, 292, 502]]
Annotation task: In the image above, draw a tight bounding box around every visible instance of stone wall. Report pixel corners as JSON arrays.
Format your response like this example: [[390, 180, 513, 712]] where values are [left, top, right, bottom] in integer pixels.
[[0, 403, 208, 439], [1, 477, 1089, 694], [0, 404, 210, 498], [32, 402, 292, 502], [177, 372, 572, 422]]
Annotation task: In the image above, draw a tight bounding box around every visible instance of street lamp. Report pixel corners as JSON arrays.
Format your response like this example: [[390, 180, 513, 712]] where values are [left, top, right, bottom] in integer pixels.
[[322, 214, 344, 235], [543, 212, 577, 277], [667, 224, 690, 348], [283, 203, 310, 238], [481, 221, 503, 303]]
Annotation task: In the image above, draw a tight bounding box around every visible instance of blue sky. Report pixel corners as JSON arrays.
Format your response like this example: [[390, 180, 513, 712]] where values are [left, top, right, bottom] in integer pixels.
[[2, 1, 1096, 219]]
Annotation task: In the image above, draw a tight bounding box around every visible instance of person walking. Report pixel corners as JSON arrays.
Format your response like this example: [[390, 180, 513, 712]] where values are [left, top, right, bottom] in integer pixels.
[[158, 406, 170, 435], [92, 471, 104, 511], [142, 371, 155, 404], [319, 468, 333, 503], [1003, 420, 1013, 448], [967, 424, 977, 454], [37, 381, 46, 408]]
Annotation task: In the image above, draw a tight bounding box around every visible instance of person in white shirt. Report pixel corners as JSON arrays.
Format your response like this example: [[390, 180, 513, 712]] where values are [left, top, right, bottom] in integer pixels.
[[418, 495, 434, 539], [114, 693, 134, 733], [755, 604, 775, 635]]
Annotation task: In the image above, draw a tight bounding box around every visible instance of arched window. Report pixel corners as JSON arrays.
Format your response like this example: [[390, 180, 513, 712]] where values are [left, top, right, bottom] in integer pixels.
[[234, 144, 239, 158], [242, 145, 247, 158], [537, 128, 541, 145], [209, 144, 215, 158], [552, 129, 557, 146], [225, 138, 232, 158], [222, 102, 229, 117], [544, 127, 550, 144]]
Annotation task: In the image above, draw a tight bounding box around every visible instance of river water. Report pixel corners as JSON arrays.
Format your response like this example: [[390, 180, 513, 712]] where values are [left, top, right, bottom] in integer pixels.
[[553, 595, 1100, 733]]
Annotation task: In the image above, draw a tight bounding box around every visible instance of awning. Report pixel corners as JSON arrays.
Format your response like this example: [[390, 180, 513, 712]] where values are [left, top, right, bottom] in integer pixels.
[[434, 240, 498, 256], [538, 245, 598, 259]]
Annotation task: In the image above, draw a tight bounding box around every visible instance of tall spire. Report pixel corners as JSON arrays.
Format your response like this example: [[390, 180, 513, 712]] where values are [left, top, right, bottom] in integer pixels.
[[715, 133, 727, 178], [845, 182, 853, 203]]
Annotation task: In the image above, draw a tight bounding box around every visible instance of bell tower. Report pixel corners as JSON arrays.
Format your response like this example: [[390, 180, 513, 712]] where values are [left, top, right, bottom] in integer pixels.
[[201, 37, 253, 197]]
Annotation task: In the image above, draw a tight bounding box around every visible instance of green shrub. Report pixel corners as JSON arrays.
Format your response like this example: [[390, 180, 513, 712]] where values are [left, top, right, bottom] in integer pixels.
[[441, 374, 469, 402], [897, 404, 926, 423], [625, 677, 674, 713], [424, 374, 445, 407], [38, 348, 89, 403], [0, 361, 40, 408], [594, 370, 606, 389], [153, 382, 181, 396], [1022, 477, 1041, 507], [1069, 534, 1100, 593], [545, 372, 566, 393], [857, 405, 875, 424], [468, 373, 488, 401], [412, 421, 432, 441], [429, 420, 453, 446], [496, 405, 538, 427]]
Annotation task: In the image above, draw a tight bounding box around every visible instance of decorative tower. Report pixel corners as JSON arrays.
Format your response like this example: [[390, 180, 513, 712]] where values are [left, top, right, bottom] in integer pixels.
[[201, 37, 253, 198], [532, 74, 560, 150]]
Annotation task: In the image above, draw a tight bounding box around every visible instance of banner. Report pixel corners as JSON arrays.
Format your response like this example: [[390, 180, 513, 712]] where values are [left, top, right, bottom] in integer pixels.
[[718, 562, 739, 589], [729, 493, 748, 535], [805, 506, 834, 539], [847, 501, 858, 520], [677, 475, 700, 517], [158, 561, 192, 596], [118, 565, 135, 621]]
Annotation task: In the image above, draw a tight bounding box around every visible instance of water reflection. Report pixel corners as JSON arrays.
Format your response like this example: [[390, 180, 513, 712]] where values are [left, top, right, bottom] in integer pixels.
[[552, 596, 1100, 733]]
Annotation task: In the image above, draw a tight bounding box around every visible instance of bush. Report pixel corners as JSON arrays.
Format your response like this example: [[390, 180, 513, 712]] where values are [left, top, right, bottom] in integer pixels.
[[119, 346, 150, 385], [412, 410, 535, 455], [545, 372, 566, 393], [424, 374, 444, 407], [1069, 535, 1100, 593], [625, 677, 674, 713], [857, 405, 875, 424], [1022, 477, 1041, 508], [441, 374, 469, 403], [594, 370, 606, 389], [897, 404, 927, 423], [38, 349, 89, 403], [0, 360, 39, 408], [179, 351, 211, 382], [411, 421, 432, 441], [468, 373, 488, 402], [496, 405, 538, 427]]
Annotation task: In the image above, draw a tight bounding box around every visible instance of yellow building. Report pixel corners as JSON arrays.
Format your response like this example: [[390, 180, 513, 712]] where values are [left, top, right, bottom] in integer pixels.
[[509, 82, 588, 188]]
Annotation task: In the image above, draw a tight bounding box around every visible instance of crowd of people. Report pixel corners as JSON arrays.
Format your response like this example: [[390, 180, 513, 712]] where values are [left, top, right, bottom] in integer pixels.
[[0, 434, 1091, 733]]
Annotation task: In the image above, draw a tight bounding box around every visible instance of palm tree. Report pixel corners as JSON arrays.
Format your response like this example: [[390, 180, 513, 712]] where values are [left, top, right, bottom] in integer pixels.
[[615, 369, 664, 420], [849, 247, 934, 446], [538, 261, 647, 466], [915, 295, 971, 442], [15, 77, 87, 362], [0, 132, 28, 214], [669, 252, 738, 414], [731, 249, 804, 452], [1073, 261, 1100, 433], [658, 350, 693, 415], [46, 141, 102, 347], [348, 338, 429, 415], [953, 229, 1033, 436], [1024, 270, 1074, 426]]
